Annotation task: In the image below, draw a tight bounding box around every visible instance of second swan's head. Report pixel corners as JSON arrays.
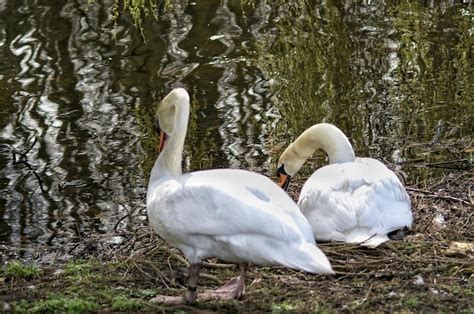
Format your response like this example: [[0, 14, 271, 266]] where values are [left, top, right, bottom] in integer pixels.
[[155, 88, 190, 151], [276, 123, 356, 191], [276, 146, 305, 191]]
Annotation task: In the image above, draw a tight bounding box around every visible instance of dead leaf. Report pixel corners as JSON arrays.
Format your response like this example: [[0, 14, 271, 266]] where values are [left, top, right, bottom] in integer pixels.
[[445, 242, 474, 256]]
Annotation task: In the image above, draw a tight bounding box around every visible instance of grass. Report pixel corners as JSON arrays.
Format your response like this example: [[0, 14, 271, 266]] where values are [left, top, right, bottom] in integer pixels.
[[271, 302, 296, 312], [2, 261, 40, 279], [1, 259, 165, 312], [29, 295, 99, 313], [111, 295, 146, 311]]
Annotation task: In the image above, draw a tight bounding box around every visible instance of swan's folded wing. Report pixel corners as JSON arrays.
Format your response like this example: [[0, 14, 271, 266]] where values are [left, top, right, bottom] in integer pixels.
[[147, 174, 309, 245], [299, 180, 358, 241], [358, 176, 413, 234], [147, 170, 333, 273], [298, 163, 360, 240]]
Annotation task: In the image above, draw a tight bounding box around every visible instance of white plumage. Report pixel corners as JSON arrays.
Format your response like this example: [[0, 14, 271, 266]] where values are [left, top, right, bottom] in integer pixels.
[[277, 123, 413, 247], [147, 168, 331, 271], [147, 89, 333, 303]]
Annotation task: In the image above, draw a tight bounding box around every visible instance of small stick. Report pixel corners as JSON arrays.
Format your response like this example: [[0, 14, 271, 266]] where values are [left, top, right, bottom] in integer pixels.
[[200, 273, 223, 285], [113, 199, 145, 230], [202, 261, 234, 269], [424, 159, 470, 168], [406, 187, 471, 205], [351, 282, 374, 309]]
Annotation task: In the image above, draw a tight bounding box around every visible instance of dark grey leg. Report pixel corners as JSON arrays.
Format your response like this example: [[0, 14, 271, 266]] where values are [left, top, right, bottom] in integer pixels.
[[150, 263, 201, 305], [185, 263, 201, 304]]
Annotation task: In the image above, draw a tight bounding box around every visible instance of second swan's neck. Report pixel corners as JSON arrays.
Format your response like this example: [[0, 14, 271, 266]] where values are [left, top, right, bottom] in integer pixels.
[[280, 123, 356, 175]]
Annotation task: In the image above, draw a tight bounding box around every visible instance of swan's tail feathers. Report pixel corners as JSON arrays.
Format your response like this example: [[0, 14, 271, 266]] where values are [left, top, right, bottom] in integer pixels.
[[284, 242, 334, 275]]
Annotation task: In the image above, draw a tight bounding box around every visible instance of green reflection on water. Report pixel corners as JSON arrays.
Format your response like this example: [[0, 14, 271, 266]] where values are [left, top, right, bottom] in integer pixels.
[[255, 1, 472, 179]]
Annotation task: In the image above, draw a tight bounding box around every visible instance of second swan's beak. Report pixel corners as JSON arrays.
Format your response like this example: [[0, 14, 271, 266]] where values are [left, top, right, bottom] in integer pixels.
[[278, 174, 291, 190], [276, 164, 291, 191], [278, 174, 287, 187]]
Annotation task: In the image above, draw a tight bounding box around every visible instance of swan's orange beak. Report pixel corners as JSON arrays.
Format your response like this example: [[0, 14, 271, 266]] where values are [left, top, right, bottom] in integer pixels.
[[276, 164, 291, 190], [158, 131, 167, 153], [278, 174, 288, 188]]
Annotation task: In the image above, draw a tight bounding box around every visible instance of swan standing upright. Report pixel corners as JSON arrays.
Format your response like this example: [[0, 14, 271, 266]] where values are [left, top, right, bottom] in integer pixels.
[[146, 89, 333, 304], [277, 123, 413, 247]]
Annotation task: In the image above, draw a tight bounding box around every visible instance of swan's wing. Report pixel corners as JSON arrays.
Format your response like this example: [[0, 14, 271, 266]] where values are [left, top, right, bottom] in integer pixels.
[[355, 159, 413, 234], [147, 169, 314, 246], [147, 169, 334, 273], [298, 158, 412, 242], [298, 168, 359, 241], [204, 169, 316, 243]]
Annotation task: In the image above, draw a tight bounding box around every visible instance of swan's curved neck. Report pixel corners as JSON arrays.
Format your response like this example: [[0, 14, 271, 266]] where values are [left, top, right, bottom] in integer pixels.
[[149, 100, 189, 183], [280, 123, 355, 176]]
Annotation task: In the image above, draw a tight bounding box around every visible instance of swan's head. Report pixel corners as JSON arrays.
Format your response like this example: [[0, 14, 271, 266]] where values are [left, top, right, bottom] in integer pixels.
[[154, 88, 190, 151], [276, 123, 356, 190], [276, 146, 306, 191]]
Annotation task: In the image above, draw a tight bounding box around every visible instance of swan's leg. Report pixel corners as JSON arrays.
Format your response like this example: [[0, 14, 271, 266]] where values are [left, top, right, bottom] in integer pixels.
[[198, 263, 247, 301], [235, 262, 247, 297], [150, 263, 201, 305], [184, 263, 200, 304]]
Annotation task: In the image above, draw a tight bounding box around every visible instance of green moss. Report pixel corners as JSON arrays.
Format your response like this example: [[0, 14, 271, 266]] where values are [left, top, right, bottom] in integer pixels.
[[111, 295, 145, 311], [452, 285, 461, 295], [12, 300, 30, 312], [64, 260, 95, 276], [3, 261, 40, 278], [405, 296, 420, 308], [29, 295, 99, 313], [63, 260, 104, 283], [131, 288, 158, 298], [271, 302, 296, 313]]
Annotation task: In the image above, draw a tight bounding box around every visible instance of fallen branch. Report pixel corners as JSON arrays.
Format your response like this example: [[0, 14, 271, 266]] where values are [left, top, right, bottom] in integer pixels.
[[113, 199, 145, 230], [424, 159, 470, 170]]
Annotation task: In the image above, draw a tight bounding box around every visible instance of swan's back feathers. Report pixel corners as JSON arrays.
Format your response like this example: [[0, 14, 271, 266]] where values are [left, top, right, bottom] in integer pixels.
[[147, 169, 332, 273], [298, 157, 412, 244]]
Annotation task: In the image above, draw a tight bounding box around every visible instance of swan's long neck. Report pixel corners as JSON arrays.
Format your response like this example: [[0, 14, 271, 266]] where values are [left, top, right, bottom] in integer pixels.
[[149, 99, 189, 183], [280, 123, 355, 176]]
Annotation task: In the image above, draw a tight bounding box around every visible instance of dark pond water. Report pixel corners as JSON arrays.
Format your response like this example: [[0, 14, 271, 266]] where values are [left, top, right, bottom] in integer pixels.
[[0, 0, 472, 255]]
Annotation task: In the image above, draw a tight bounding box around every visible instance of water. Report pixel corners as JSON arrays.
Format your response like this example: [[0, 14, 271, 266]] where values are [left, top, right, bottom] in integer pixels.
[[0, 1, 472, 254]]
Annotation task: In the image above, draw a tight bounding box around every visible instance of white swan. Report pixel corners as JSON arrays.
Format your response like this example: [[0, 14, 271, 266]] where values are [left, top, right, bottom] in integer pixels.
[[146, 89, 333, 304], [277, 123, 413, 247]]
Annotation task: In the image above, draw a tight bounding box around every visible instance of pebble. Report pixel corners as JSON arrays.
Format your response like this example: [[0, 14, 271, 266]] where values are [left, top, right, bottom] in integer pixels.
[[413, 275, 425, 286]]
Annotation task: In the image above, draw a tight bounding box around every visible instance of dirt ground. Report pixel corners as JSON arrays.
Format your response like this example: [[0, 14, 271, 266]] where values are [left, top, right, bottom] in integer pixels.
[[1, 168, 472, 312]]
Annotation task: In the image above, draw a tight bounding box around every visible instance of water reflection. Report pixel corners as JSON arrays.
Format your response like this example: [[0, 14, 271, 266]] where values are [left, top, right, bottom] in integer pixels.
[[255, 1, 472, 179], [0, 0, 471, 252], [0, 0, 148, 250]]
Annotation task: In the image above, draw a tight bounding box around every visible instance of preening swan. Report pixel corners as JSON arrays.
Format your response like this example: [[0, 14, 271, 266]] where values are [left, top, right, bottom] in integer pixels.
[[277, 123, 413, 247], [147, 89, 333, 304]]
